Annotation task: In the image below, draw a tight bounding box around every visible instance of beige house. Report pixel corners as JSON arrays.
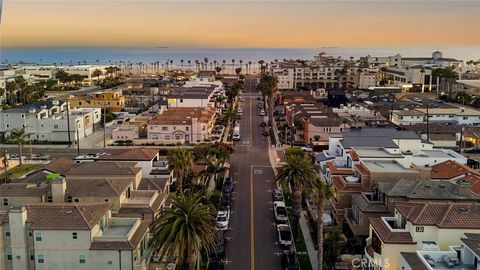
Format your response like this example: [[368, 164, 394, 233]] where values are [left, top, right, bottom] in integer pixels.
[[0, 204, 151, 270], [366, 202, 480, 270]]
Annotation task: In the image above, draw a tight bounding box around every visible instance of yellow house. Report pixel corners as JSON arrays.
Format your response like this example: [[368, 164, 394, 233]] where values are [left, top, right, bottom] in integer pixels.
[[68, 89, 125, 112], [365, 202, 480, 270]]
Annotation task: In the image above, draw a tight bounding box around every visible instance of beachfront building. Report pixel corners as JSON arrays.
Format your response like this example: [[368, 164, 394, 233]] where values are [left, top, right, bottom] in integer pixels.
[[68, 89, 125, 112], [0, 100, 101, 142], [380, 65, 433, 92]]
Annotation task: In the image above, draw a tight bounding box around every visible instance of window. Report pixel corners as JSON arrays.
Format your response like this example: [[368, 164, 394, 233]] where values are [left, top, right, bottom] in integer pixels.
[[3, 198, 8, 206], [29, 249, 34, 260], [162, 126, 168, 131], [72, 232, 78, 239], [185, 126, 189, 131], [6, 248, 12, 261], [104, 199, 109, 202], [35, 232, 42, 241], [463, 117, 468, 120], [47, 196, 53, 203], [74, 198, 79, 202], [37, 254, 44, 263], [79, 255, 86, 264], [67, 196, 73, 202], [416, 226, 424, 232], [54, 124, 59, 129], [5, 228, 10, 237]]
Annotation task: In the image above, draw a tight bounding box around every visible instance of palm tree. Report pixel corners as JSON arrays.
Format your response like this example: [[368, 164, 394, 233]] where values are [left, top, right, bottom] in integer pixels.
[[168, 148, 193, 191], [341, 118, 350, 129], [150, 192, 218, 270], [187, 60, 191, 70], [8, 128, 30, 166], [231, 59, 235, 73], [180, 59, 184, 70], [248, 61, 252, 74], [308, 177, 336, 270], [323, 229, 346, 269], [350, 115, 363, 128], [204, 58, 208, 70], [275, 153, 318, 236], [92, 69, 103, 85], [257, 75, 279, 126]]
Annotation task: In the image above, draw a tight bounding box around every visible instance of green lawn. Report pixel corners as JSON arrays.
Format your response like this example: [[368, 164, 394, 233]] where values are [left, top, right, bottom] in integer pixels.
[[0, 164, 39, 182]]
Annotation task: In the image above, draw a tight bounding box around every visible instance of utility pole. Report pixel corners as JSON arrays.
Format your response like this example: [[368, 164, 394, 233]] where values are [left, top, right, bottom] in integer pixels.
[[103, 95, 107, 148]]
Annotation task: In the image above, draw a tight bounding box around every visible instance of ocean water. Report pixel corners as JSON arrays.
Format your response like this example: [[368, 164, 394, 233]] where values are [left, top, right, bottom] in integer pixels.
[[1, 47, 479, 66]]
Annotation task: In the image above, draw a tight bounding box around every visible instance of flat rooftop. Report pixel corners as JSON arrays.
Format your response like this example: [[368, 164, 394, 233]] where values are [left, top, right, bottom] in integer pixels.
[[362, 160, 415, 173], [355, 148, 404, 158], [102, 224, 133, 237], [413, 149, 463, 159]]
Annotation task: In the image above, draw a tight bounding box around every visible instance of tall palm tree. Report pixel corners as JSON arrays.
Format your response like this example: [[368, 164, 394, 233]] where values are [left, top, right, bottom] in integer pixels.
[[323, 229, 346, 269], [257, 75, 279, 126], [9, 128, 30, 166], [204, 58, 208, 70], [151, 192, 218, 270], [92, 69, 103, 85], [308, 177, 336, 270], [168, 148, 193, 191], [187, 60, 191, 70], [231, 59, 235, 73], [248, 61, 252, 74], [180, 59, 184, 70], [275, 153, 318, 236]]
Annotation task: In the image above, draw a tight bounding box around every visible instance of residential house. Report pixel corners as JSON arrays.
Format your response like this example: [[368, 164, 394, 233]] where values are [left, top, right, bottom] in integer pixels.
[[0, 204, 152, 270], [346, 179, 480, 238], [431, 160, 480, 196], [0, 100, 101, 142], [365, 202, 480, 270], [400, 234, 480, 270], [147, 107, 217, 143], [68, 89, 125, 112]]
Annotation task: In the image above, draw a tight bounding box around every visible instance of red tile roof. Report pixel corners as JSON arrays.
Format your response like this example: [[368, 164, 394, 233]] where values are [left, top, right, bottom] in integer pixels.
[[326, 162, 354, 176], [400, 252, 429, 270], [459, 174, 480, 196], [350, 149, 359, 161], [332, 176, 366, 192], [431, 160, 479, 179], [355, 163, 370, 176], [369, 217, 415, 244], [395, 202, 480, 229]]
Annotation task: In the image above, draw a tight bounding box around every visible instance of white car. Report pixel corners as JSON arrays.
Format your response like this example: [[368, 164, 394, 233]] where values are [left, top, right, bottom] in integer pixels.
[[237, 107, 243, 113], [273, 201, 288, 224], [260, 110, 265, 116], [301, 146, 313, 152], [216, 210, 230, 231]]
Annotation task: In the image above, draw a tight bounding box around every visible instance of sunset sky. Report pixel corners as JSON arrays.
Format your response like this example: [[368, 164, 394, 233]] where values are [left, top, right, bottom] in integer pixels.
[[1, 0, 479, 48]]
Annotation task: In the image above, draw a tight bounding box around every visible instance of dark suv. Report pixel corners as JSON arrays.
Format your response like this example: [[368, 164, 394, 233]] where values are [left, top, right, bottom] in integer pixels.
[[281, 251, 300, 270]]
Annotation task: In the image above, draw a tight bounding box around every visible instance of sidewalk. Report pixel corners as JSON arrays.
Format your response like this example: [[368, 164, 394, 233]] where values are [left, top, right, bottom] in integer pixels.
[[300, 211, 318, 270]]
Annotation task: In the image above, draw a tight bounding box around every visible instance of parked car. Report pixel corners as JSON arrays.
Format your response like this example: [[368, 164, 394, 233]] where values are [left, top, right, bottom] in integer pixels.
[[31, 154, 50, 160], [276, 224, 293, 247], [272, 189, 284, 202], [216, 210, 230, 231], [281, 251, 300, 270], [223, 177, 234, 193], [208, 258, 224, 270], [413, 97, 422, 103], [260, 122, 267, 127], [258, 103, 264, 108], [221, 193, 232, 208], [261, 130, 269, 137], [301, 146, 313, 152], [273, 201, 288, 224], [96, 151, 110, 156], [259, 110, 265, 116], [211, 231, 226, 257]]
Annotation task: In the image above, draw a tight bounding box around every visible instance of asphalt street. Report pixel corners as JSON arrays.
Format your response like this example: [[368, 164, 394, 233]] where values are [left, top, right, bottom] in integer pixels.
[[224, 77, 283, 270]]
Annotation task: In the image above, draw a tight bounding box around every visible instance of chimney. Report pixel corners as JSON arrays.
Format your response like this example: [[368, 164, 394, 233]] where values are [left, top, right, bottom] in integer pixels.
[[51, 177, 67, 203], [457, 179, 472, 196], [418, 164, 432, 180], [9, 206, 29, 270]]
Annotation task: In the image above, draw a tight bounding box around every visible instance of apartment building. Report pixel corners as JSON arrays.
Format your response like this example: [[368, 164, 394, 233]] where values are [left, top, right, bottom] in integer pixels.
[[357, 68, 379, 89], [0, 100, 101, 142], [0, 204, 151, 270], [393, 107, 480, 126], [68, 89, 125, 112], [147, 107, 216, 143], [365, 202, 480, 270]]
